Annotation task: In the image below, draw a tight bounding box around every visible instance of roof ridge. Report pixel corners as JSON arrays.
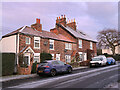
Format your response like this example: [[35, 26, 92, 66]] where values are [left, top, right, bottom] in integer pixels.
[[19, 25, 27, 32]]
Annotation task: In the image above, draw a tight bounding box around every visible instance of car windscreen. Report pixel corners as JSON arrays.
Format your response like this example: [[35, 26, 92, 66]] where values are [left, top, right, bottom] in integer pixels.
[[107, 58, 113, 60], [92, 57, 102, 61]]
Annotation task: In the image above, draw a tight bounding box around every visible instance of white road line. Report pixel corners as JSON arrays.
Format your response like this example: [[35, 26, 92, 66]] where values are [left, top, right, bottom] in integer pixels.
[[8, 65, 119, 88]]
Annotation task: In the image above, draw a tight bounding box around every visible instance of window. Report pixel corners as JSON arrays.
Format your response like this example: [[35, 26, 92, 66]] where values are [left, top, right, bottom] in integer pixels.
[[49, 40, 54, 50], [78, 52, 83, 61], [51, 54, 54, 60], [90, 42, 93, 50], [78, 39, 82, 48], [23, 55, 30, 66], [56, 54, 60, 60], [65, 43, 72, 50], [65, 55, 71, 63], [26, 37, 30, 44], [58, 61, 65, 65], [52, 61, 59, 65], [34, 37, 40, 49], [33, 53, 40, 63], [78, 52, 87, 61]]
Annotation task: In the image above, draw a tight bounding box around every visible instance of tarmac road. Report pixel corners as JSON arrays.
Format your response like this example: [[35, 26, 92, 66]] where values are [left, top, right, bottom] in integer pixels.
[[3, 63, 120, 90]]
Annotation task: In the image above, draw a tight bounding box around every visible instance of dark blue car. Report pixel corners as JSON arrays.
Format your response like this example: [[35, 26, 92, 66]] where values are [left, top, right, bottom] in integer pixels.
[[106, 57, 116, 65], [37, 60, 72, 76]]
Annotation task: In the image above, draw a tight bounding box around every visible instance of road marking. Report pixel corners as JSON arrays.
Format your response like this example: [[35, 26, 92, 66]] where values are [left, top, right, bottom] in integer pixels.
[[8, 65, 119, 88]]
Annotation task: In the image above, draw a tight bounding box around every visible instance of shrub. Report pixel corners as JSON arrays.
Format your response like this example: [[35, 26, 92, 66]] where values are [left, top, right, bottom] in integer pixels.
[[103, 53, 120, 61], [31, 61, 37, 74], [40, 52, 52, 62], [2, 53, 15, 76]]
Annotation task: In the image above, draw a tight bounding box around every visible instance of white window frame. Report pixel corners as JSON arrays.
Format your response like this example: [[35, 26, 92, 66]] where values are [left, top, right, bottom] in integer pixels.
[[26, 37, 30, 44], [33, 53, 40, 63], [49, 40, 54, 50], [65, 43, 72, 50], [56, 54, 60, 61], [34, 37, 40, 49], [65, 55, 71, 63], [78, 52, 83, 61], [78, 39, 82, 48], [24, 54, 30, 66], [84, 53, 87, 61], [90, 42, 93, 50]]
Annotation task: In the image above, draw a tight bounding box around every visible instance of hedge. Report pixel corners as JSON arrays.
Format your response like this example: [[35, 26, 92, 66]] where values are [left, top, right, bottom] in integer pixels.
[[2, 53, 15, 76], [31, 61, 37, 74], [40, 52, 52, 62], [103, 53, 120, 61]]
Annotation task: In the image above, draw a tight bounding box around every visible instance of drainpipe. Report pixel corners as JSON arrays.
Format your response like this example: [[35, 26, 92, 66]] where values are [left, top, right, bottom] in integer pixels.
[[14, 33, 19, 73]]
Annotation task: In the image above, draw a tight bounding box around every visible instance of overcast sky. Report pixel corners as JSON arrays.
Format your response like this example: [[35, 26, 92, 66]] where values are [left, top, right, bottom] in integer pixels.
[[2, 2, 118, 40]]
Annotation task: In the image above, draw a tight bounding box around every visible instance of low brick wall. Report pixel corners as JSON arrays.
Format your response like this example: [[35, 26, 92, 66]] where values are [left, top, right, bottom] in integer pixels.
[[69, 60, 90, 68], [17, 65, 32, 75]]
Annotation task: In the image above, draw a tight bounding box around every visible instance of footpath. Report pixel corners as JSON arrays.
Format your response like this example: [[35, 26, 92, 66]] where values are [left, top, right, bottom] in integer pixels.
[[0, 66, 88, 83]]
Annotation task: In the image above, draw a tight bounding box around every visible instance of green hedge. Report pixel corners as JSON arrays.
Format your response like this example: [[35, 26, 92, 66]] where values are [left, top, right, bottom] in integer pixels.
[[2, 53, 15, 76], [40, 52, 52, 62], [31, 61, 37, 74], [103, 53, 120, 61]]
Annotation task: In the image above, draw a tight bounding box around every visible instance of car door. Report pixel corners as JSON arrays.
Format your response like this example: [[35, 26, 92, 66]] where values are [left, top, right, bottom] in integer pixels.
[[58, 61, 67, 72], [52, 61, 61, 72]]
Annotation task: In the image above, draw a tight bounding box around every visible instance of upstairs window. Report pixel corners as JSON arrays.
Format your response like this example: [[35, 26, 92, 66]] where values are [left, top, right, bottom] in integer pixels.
[[34, 37, 40, 49], [65, 43, 72, 50], [78, 39, 82, 48], [49, 40, 54, 50], [26, 37, 30, 44], [90, 42, 93, 50]]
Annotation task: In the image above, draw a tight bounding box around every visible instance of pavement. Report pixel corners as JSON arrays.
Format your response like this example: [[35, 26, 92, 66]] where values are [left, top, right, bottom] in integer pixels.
[[0, 66, 88, 83]]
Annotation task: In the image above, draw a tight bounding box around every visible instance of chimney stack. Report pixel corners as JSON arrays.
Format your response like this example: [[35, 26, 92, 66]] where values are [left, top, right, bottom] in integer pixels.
[[56, 15, 66, 26], [67, 18, 77, 30], [31, 18, 42, 32]]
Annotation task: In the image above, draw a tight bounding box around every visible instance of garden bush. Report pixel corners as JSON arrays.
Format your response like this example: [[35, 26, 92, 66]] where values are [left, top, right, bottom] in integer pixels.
[[40, 52, 52, 62], [31, 61, 38, 74]]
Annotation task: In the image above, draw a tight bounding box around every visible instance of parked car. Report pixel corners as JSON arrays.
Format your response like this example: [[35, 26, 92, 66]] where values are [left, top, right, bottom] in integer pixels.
[[37, 60, 72, 76], [106, 57, 116, 65], [90, 55, 107, 67]]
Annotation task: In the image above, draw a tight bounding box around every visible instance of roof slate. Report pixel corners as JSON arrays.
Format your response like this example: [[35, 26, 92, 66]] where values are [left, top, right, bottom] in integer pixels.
[[60, 24, 97, 42], [2, 26, 75, 43], [2, 23, 97, 43]]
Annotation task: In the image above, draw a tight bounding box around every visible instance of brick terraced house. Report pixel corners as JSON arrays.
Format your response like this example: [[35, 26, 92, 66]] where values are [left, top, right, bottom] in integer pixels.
[[1, 15, 97, 74]]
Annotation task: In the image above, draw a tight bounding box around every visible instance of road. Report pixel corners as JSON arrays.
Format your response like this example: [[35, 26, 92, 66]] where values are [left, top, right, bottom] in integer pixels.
[[2, 63, 120, 90]]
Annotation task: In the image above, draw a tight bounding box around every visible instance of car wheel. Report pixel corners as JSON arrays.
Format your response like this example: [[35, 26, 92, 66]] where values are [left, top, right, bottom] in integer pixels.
[[67, 67, 72, 73], [50, 69, 56, 77]]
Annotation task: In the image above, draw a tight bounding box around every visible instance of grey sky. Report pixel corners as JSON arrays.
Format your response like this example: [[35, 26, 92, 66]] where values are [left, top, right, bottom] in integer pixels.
[[2, 2, 118, 40]]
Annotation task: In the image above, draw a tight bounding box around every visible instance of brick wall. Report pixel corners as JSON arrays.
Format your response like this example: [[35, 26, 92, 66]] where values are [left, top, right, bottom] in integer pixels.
[[19, 33, 74, 63]]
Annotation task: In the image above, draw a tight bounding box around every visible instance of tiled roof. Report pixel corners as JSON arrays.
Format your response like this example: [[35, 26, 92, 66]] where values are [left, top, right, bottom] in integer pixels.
[[59, 24, 97, 42], [2, 26, 75, 43]]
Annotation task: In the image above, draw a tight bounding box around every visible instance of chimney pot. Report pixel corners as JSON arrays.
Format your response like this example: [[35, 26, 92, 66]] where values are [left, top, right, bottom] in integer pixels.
[[74, 18, 75, 22], [61, 15, 63, 18], [64, 15, 65, 18], [36, 18, 40, 24]]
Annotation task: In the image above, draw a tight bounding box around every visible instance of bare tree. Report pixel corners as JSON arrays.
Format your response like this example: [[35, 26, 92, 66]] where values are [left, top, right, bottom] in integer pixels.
[[97, 29, 119, 55]]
